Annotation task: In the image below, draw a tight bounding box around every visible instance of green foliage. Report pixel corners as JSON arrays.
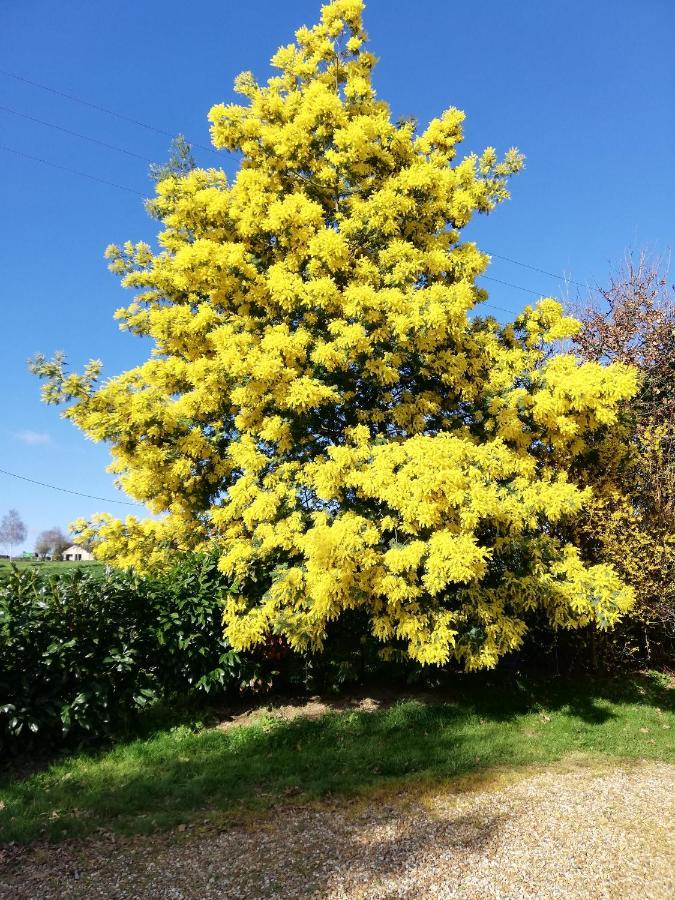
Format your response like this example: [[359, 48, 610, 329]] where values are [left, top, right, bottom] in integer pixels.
[[0, 556, 246, 754], [147, 555, 244, 695], [1, 673, 671, 844], [286, 608, 432, 693], [0, 556, 435, 757], [148, 134, 196, 185]]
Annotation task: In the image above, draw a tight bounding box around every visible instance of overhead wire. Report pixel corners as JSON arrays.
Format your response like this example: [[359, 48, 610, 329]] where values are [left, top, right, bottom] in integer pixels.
[[0, 467, 142, 506], [0, 45, 615, 521], [479, 275, 553, 298], [0, 70, 601, 507], [0, 66, 218, 155], [487, 253, 585, 290], [0, 144, 568, 304], [0, 144, 146, 196], [1, 67, 588, 295], [2, 71, 585, 312], [1, 150, 564, 318], [0, 103, 154, 162]]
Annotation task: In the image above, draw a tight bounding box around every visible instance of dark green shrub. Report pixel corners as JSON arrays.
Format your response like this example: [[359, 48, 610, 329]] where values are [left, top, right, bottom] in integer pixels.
[[147, 555, 245, 695], [0, 556, 245, 755]]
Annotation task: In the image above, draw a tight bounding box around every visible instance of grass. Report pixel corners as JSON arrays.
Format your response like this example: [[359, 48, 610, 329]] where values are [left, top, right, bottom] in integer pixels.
[[0, 671, 672, 845], [0, 559, 104, 577]]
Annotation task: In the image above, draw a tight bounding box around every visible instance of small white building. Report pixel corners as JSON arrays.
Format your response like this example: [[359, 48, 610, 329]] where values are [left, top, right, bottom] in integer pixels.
[[62, 545, 95, 562]]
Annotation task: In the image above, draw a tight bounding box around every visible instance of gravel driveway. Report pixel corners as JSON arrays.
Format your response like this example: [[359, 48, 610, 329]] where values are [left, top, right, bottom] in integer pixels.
[[2, 760, 673, 899]]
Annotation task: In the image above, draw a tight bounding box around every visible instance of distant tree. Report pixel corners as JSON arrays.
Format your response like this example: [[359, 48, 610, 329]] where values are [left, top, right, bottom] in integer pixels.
[[574, 250, 675, 434], [35, 527, 70, 560], [50, 527, 70, 559], [0, 510, 27, 560], [34, 532, 50, 560], [574, 251, 675, 519]]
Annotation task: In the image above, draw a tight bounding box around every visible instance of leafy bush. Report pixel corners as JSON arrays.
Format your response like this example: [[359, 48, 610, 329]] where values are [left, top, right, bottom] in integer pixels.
[[0, 556, 245, 754], [573, 493, 675, 667]]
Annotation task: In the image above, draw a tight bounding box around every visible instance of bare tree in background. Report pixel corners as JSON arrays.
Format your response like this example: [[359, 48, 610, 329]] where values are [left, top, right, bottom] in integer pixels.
[[0, 509, 27, 560], [35, 527, 70, 560], [574, 250, 675, 517], [574, 250, 674, 421]]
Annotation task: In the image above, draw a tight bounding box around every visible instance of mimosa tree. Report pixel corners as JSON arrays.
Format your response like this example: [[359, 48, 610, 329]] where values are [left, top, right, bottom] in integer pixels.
[[33, 0, 636, 669]]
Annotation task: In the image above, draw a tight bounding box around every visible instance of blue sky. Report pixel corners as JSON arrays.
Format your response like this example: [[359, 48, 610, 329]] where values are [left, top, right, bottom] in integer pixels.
[[1, 0, 673, 552]]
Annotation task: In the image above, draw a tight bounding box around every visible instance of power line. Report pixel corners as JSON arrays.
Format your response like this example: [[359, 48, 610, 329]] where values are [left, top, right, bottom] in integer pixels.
[[0, 144, 550, 308], [480, 275, 551, 298], [0, 467, 142, 506], [0, 144, 146, 196], [487, 252, 586, 290], [1, 131, 576, 304], [479, 301, 524, 316], [0, 67, 219, 156], [0, 103, 153, 163], [1, 68, 590, 293]]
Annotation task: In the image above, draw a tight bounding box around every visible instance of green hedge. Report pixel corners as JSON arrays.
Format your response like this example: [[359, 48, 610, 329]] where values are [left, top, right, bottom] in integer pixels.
[[4, 551, 656, 757], [0, 556, 247, 754]]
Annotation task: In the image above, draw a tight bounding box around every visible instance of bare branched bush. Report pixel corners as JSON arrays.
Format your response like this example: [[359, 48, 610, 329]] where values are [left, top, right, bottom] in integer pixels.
[[572, 251, 675, 664]]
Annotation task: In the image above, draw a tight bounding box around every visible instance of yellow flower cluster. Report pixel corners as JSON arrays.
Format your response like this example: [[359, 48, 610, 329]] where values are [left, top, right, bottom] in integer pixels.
[[34, 0, 635, 669]]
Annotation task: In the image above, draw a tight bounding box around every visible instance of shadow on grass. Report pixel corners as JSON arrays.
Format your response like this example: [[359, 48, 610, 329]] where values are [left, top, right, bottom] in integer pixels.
[[0, 672, 672, 845]]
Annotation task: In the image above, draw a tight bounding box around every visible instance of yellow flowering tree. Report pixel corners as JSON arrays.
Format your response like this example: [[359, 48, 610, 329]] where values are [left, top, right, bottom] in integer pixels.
[[33, 0, 637, 669]]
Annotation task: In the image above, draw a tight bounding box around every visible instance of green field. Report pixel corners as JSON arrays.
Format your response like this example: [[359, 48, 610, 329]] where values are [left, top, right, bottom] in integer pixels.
[[0, 559, 104, 574], [1, 671, 672, 845]]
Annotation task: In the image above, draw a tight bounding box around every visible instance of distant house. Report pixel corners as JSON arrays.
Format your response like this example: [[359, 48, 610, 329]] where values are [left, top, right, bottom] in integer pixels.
[[62, 545, 95, 562]]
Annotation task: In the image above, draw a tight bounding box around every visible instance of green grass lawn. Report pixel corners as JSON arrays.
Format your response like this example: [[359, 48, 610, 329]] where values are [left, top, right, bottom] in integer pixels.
[[0, 559, 104, 577], [1, 672, 672, 845]]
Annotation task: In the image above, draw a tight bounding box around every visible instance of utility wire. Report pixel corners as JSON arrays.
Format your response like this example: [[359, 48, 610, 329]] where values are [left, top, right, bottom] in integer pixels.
[[2, 138, 572, 306], [1, 146, 548, 310], [0, 67, 218, 155], [480, 275, 551, 298], [0, 103, 154, 162], [1, 69, 589, 293], [0, 144, 146, 196], [0, 467, 142, 506], [479, 300, 527, 316], [487, 253, 586, 290]]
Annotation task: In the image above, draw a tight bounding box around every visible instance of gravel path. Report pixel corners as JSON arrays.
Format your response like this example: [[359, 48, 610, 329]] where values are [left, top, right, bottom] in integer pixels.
[[2, 760, 673, 899]]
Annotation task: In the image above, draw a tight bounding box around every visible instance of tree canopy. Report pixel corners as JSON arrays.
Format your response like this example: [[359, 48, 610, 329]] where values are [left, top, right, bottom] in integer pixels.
[[33, 0, 637, 669], [35, 527, 70, 560]]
